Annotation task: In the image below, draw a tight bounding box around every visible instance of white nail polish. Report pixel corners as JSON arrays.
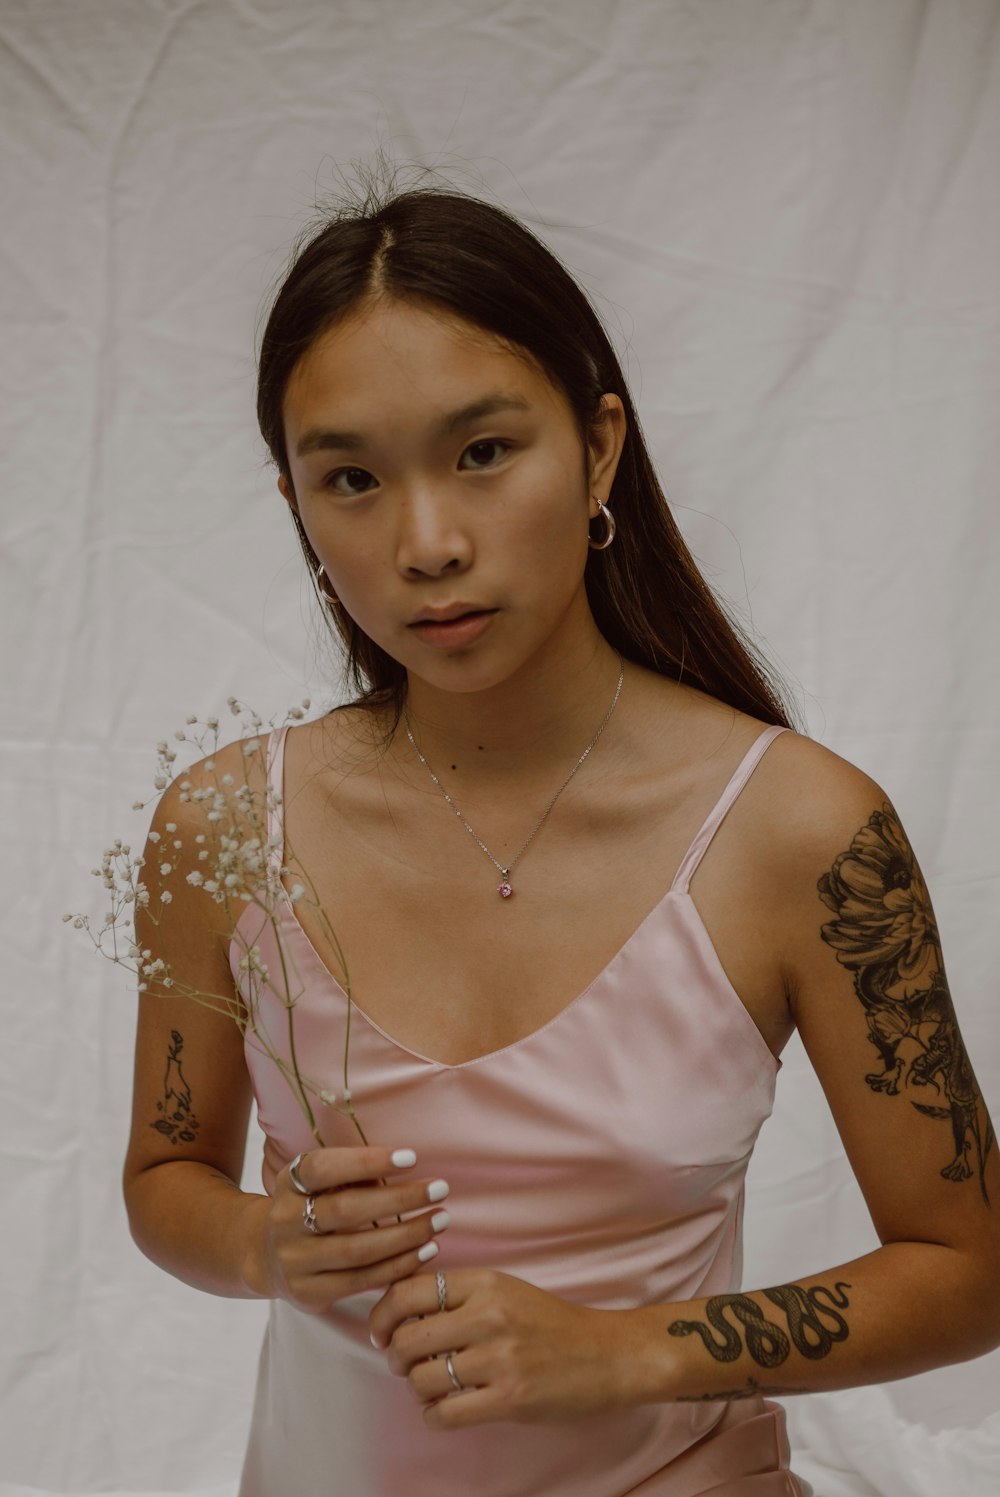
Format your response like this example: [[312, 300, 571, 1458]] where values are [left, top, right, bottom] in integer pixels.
[[370, 1330, 383, 1349], [430, 1210, 451, 1233], [391, 1149, 417, 1168], [417, 1240, 440, 1262], [426, 1179, 449, 1202]]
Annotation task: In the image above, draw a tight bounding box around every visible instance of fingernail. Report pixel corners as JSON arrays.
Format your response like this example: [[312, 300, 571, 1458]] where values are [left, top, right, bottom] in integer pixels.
[[430, 1210, 451, 1233], [391, 1149, 417, 1168], [417, 1240, 440, 1262], [370, 1330, 384, 1349], [426, 1178, 449, 1202]]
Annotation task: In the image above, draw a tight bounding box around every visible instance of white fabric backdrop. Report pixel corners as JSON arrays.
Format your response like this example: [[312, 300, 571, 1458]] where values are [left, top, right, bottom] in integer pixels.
[[2, 0, 998, 1492]]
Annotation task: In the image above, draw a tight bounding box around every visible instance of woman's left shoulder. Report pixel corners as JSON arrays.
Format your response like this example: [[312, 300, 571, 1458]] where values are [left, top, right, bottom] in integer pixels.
[[746, 725, 906, 895], [752, 726, 888, 827]]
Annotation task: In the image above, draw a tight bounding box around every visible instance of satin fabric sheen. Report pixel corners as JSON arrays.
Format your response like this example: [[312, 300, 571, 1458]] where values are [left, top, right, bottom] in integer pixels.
[[233, 722, 811, 1495]]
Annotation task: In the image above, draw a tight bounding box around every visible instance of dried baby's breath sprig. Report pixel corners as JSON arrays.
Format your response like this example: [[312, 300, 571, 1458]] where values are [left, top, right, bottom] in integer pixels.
[[66, 697, 370, 1151]]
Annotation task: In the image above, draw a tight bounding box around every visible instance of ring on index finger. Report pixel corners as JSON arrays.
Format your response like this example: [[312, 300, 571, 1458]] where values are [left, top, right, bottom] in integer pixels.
[[288, 1151, 311, 1196]]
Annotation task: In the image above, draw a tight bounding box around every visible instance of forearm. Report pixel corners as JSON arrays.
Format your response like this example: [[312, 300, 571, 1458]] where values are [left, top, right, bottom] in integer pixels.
[[624, 1242, 1000, 1405], [124, 1159, 274, 1300]]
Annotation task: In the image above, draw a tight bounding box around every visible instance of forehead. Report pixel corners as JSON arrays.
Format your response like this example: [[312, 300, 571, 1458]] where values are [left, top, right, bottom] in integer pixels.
[[282, 298, 566, 429]]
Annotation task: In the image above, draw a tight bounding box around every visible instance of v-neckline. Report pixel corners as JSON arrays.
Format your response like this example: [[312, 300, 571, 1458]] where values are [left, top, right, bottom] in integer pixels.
[[275, 874, 687, 1071]]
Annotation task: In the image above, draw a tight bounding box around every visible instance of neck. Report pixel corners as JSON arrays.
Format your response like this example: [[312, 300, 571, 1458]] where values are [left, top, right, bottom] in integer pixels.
[[399, 631, 624, 784]]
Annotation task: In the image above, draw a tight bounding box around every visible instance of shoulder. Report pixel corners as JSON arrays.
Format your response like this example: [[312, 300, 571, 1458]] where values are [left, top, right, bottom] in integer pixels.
[[139, 730, 277, 949], [147, 731, 271, 840], [747, 729, 894, 886], [738, 730, 930, 1009], [672, 707, 905, 948], [631, 671, 894, 856], [280, 704, 390, 798]]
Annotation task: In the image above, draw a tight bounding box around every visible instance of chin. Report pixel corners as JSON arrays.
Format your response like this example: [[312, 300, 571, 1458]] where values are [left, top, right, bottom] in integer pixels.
[[407, 661, 510, 695]]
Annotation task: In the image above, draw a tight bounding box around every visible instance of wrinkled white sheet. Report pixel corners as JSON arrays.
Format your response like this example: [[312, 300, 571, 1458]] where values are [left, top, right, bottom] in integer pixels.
[[2, 0, 998, 1491]]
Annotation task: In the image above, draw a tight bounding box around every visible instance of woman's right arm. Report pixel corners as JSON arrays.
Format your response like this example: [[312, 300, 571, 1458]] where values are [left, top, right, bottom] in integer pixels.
[[122, 742, 450, 1306]]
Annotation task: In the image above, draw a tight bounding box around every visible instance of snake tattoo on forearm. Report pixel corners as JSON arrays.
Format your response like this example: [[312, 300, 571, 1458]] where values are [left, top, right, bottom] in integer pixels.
[[668, 1281, 852, 1368]]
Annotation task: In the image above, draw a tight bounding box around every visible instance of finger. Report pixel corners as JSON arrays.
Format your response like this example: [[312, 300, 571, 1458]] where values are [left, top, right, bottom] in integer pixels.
[[416, 1350, 496, 1430], [302, 1205, 450, 1270], [422, 1385, 498, 1431], [308, 1177, 450, 1234], [406, 1349, 475, 1405], [283, 1145, 419, 1196], [387, 1309, 464, 1378], [369, 1267, 475, 1349], [300, 1234, 451, 1305]]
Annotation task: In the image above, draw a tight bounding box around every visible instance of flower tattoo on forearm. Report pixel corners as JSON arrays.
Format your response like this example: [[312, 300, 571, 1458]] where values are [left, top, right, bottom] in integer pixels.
[[818, 804, 993, 1204]]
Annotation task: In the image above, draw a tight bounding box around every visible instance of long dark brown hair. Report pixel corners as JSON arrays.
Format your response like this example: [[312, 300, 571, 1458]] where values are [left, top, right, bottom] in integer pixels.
[[256, 178, 799, 730]]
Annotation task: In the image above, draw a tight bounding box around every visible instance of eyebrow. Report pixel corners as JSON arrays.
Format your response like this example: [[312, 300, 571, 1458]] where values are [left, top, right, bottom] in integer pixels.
[[295, 393, 533, 458]]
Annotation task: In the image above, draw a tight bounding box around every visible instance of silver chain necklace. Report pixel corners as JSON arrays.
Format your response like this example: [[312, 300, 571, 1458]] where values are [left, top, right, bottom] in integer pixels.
[[404, 654, 625, 899]]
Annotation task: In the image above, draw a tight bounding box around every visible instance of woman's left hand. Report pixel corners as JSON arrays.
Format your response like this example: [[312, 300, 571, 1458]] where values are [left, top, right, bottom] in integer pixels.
[[368, 1268, 645, 1429]]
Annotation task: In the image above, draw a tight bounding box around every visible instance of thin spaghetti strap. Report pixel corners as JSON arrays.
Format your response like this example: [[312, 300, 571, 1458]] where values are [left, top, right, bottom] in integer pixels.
[[671, 725, 790, 895], [263, 724, 290, 868]]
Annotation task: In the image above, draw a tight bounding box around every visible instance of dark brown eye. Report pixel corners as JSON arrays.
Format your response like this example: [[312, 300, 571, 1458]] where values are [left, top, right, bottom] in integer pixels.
[[460, 440, 510, 470], [325, 467, 375, 495]]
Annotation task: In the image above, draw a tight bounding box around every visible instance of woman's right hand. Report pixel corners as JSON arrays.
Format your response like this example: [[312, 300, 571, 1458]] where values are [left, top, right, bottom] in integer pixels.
[[250, 1146, 451, 1313]]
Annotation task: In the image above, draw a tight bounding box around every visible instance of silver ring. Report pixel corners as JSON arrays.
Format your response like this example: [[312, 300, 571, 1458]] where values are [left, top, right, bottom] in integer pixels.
[[445, 1353, 463, 1391], [436, 1270, 447, 1312], [303, 1194, 319, 1234], [288, 1152, 310, 1196]]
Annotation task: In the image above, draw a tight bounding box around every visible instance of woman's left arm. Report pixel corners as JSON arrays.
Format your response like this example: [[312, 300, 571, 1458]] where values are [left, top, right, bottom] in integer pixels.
[[370, 751, 1000, 1425]]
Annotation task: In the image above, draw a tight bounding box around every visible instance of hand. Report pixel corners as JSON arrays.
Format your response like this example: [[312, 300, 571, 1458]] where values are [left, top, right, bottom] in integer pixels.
[[368, 1268, 642, 1429], [251, 1145, 452, 1313]]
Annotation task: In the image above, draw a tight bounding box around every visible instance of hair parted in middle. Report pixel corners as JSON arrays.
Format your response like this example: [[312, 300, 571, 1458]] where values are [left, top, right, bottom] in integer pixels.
[[256, 165, 798, 731]]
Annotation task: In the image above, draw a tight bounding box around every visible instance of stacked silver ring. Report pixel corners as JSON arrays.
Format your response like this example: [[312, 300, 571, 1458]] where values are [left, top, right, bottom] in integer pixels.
[[445, 1354, 463, 1391], [288, 1152, 310, 1195], [288, 1153, 318, 1232]]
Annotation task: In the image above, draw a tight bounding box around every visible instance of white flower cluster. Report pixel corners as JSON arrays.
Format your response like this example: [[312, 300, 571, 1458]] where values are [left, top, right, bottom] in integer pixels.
[[63, 698, 369, 1149], [237, 944, 271, 985]]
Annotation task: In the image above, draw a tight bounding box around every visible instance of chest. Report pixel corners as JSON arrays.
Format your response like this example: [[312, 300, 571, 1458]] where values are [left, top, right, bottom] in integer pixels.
[[275, 743, 792, 1067]]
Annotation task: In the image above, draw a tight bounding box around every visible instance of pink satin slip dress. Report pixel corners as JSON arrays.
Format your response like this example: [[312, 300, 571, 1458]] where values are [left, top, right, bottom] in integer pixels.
[[233, 721, 811, 1496]]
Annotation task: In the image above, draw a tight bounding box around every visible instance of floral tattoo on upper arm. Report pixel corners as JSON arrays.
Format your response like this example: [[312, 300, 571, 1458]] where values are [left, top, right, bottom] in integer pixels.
[[818, 804, 993, 1204]]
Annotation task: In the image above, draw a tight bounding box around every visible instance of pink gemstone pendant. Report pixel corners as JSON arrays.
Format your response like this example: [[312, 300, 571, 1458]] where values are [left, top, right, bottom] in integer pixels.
[[497, 872, 513, 898]]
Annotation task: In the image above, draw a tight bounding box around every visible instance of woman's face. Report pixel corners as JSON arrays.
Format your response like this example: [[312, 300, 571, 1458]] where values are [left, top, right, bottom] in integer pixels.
[[278, 297, 625, 695]]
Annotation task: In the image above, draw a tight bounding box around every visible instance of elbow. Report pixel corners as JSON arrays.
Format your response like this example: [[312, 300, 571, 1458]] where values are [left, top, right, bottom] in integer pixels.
[[940, 1242, 1000, 1362], [121, 1157, 165, 1260]]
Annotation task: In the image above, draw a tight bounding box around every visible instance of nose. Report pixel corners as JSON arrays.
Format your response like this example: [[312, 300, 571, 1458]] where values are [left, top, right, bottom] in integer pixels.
[[394, 487, 473, 580]]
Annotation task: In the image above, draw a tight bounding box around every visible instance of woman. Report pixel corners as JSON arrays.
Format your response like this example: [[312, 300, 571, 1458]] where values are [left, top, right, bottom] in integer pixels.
[[123, 185, 1000, 1496]]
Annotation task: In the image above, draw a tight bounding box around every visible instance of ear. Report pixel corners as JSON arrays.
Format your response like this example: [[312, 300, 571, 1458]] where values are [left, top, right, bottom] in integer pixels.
[[586, 395, 627, 514], [277, 473, 298, 513]]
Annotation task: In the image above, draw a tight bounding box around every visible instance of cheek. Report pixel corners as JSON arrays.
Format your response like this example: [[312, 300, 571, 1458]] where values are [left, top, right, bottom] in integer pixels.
[[303, 527, 390, 630], [508, 472, 590, 576], [328, 550, 390, 624], [299, 507, 381, 589]]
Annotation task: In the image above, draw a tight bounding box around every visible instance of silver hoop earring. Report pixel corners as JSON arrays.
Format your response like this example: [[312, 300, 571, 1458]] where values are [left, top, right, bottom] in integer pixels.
[[315, 564, 339, 605], [588, 499, 615, 551]]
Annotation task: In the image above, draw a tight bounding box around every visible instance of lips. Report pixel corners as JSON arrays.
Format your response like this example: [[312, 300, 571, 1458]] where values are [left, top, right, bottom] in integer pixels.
[[408, 604, 494, 626], [408, 609, 497, 649]]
